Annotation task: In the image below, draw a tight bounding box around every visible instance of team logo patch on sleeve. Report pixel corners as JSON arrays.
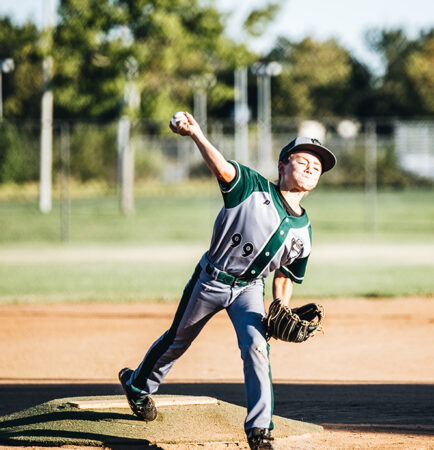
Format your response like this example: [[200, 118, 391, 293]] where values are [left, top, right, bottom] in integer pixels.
[[289, 238, 304, 260]]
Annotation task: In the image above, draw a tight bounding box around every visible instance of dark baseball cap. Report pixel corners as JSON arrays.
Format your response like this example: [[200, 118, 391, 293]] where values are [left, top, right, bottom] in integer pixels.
[[278, 137, 336, 173]]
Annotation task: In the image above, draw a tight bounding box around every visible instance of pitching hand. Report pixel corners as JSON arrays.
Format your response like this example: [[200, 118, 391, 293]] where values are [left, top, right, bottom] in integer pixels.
[[169, 112, 201, 137]]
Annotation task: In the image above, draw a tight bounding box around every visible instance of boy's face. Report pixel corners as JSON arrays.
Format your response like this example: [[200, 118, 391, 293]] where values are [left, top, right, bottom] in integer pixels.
[[279, 151, 322, 192]]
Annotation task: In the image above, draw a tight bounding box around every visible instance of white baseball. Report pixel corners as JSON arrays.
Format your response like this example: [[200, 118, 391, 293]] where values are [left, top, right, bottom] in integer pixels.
[[171, 111, 188, 128]]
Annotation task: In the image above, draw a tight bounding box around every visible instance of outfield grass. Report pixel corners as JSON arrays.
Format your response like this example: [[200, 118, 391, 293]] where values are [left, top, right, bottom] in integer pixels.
[[1, 258, 432, 303], [0, 189, 218, 244], [1, 184, 433, 302], [1, 184, 434, 244]]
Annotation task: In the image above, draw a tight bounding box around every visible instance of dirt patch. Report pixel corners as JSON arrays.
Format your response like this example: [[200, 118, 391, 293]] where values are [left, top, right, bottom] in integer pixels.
[[2, 242, 434, 265], [0, 298, 433, 449], [0, 244, 204, 265]]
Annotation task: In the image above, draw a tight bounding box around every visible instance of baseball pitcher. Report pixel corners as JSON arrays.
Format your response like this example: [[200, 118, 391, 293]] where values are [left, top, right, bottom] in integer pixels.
[[119, 112, 336, 450]]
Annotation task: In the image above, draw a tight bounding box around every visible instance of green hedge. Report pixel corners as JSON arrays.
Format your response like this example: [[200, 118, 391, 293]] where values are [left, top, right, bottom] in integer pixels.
[[0, 123, 39, 183]]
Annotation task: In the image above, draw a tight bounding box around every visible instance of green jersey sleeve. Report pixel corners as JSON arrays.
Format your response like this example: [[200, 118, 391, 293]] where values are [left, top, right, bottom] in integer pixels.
[[279, 255, 309, 284], [218, 161, 267, 209]]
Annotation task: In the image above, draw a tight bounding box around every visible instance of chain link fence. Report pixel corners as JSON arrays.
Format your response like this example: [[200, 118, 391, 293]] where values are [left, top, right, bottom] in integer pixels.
[[0, 117, 433, 242], [1, 118, 433, 187]]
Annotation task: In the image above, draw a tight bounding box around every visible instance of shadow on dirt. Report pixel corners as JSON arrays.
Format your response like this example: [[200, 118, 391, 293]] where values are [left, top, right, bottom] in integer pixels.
[[1, 381, 433, 437], [0, 429, 162, 449]]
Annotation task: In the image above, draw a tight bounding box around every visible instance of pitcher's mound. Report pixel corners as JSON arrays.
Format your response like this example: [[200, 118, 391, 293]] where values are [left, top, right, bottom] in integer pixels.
[[0, 395, 322, 448]]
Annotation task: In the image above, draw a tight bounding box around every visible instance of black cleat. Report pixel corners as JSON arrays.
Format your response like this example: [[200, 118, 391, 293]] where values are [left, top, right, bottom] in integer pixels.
[[247, 428, 275, 450], [118, 367, 157, 421]]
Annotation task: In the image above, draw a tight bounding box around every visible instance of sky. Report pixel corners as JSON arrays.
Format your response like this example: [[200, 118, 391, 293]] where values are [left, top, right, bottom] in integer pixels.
[[1, 0, 433, 74]]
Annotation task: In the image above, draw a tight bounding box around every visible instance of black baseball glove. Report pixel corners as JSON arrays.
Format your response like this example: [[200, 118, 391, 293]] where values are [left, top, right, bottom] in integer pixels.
[[263, 298, 325, 343]]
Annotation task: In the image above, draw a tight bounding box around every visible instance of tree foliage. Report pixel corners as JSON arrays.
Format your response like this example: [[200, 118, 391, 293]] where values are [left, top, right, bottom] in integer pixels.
[[365, 28, 434, 117], [243, 2, 282, 37], [268, 37, 371, 118], [405, 32, 434, 114], [266, 27, 434, 119], [53, 0, 253, 122], [0, 17, 42, 119], [0, 3, 433, 122]]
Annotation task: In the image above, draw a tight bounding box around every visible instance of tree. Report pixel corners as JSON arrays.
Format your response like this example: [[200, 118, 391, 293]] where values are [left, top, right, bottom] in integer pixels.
[[52, 0, 253, 123], [0, 17, 43, 120], [243, 2, 282, 37], [53, 0, 132, 120], [405, 32, 434, 115], [365, 27, 434, 117], [267, 37, 367, 118]]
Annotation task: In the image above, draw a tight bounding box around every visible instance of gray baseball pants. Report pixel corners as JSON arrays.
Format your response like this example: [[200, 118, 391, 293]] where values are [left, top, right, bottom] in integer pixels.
[[129, 253, 274, 433]]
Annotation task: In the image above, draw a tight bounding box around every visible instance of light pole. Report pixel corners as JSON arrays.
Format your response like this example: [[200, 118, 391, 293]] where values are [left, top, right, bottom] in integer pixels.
[[118, 56, 139, 216], [234, 67, 249, 165], [189, 73, 216, 162], [39, 0, 55, 213], [189, 73, 216, 136], [251, 62, 281, 175], [0, 58, 15, 121]]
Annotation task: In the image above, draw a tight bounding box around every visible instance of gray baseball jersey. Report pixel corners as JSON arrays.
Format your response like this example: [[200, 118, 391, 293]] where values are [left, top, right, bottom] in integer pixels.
[[208, 160, 311, 283]]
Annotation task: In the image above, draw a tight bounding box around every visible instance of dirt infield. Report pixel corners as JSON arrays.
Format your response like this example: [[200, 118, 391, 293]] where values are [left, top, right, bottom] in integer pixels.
[[0, 297, 433, 449]]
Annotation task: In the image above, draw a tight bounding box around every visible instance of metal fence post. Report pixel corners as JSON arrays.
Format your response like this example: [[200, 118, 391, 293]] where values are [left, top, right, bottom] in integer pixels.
[[60, 122, 71, 242], [118, 117, 135, 215], [365, 121, 377, 237]]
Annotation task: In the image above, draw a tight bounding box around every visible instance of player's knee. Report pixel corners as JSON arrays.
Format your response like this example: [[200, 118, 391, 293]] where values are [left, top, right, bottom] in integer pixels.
[[240, 340, 269, 367]]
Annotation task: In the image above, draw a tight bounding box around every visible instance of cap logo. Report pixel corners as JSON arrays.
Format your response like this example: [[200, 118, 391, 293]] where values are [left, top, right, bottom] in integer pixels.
[[311, 138, 321, 145]]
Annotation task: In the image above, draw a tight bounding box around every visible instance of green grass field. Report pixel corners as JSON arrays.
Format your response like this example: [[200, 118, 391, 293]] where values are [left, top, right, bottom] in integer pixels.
[[1, 186, 434, 244], [1, 183, 433, 302]]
